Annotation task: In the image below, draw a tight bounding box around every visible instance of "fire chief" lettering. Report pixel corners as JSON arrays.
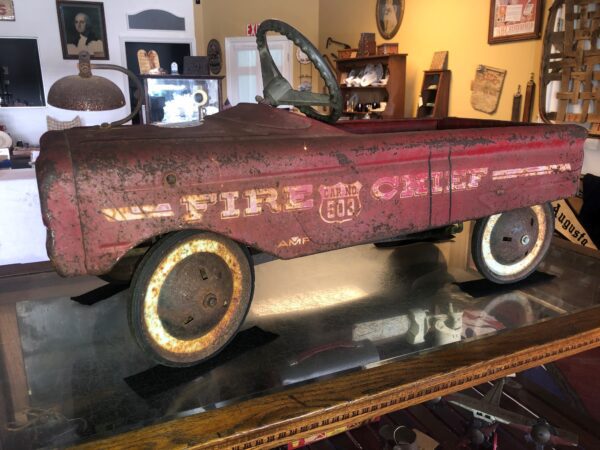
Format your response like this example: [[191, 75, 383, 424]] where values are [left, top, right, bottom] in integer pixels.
[[101, 168, 489, 224]]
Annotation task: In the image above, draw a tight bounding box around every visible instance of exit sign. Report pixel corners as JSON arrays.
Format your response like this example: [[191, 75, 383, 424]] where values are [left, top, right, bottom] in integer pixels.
[[246, 23, 260, 36]]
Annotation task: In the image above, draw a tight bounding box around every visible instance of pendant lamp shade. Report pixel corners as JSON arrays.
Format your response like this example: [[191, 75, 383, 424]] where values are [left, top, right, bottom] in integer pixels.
[[46, 51, 143, 127], [47, 74, 126, 111]]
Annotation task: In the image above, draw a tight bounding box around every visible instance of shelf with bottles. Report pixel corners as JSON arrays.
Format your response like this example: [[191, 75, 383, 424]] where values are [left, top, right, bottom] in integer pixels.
[[343, 91, 387, 118]]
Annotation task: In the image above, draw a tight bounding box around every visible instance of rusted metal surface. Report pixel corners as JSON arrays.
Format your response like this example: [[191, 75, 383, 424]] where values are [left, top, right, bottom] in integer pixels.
[[156, 252, 233, 341], [47, 74, 125, 111], [482, 206, 547, 278], [257, 19, 343, 123], [36, 103, 586, 277], [487, 207, 540, 265], [143, 237, 245, 361], [36, 132, 86, 276]]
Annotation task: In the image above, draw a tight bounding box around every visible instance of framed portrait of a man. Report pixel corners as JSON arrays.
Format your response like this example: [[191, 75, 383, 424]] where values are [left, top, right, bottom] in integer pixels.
[[56, 1, 109, 60], [376, 0, 404, 40]]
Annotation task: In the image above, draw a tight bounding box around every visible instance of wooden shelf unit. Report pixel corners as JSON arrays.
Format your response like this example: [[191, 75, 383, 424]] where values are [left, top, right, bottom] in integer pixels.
[[336, 54, 406, 119], [417, 69, 451, 118]]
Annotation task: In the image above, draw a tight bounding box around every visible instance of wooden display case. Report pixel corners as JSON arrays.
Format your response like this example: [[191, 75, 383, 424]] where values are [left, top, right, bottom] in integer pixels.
[[141, 74, 224, 125], [417, 69, 451, 118], [336, 54, 406, 119]]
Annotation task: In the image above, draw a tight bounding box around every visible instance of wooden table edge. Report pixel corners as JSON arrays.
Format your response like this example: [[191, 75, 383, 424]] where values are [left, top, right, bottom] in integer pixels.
[[73, 305, 600, 450]]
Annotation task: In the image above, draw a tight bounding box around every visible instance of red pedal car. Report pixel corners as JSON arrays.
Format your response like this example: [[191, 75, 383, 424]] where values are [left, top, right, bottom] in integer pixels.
[[36, 20, 586, 366]]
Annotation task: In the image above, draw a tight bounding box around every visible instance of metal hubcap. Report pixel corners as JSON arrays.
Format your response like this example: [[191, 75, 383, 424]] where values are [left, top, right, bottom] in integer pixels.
[[157, 253, 233, 340], [489, 208, 539, 265]]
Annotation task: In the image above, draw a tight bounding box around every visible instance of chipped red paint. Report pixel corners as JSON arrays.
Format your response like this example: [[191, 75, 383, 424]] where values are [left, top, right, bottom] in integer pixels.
[[36, 104, 586, 277]]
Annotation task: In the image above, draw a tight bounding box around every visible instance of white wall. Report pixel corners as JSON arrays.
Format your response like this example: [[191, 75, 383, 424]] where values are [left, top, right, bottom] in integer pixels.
[[0, 0, 195, 145], [583, 140, 600, 176]]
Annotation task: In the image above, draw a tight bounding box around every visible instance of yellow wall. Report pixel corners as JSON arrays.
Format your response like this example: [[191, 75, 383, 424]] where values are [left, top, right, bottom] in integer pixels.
[[194, 0, 320, 101], [194, 0, 547, 120], [192, 2, 598, 174], [319, 0, 546, 120]]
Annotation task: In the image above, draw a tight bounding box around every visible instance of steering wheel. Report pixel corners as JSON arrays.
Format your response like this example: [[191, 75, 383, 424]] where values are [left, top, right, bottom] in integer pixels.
[[256, 19, 343, 123]]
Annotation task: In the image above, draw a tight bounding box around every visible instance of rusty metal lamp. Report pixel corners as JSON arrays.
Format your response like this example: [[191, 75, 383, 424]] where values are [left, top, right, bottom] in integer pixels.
[[47, 51, 143, 128]]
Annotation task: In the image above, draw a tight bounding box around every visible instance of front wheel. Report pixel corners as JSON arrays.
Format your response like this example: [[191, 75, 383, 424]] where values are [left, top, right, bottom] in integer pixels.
[[129, 230, 254, 367], [471, 203, 554, 284]]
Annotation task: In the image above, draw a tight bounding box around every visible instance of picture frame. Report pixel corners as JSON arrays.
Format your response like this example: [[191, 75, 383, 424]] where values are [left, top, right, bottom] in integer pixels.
[[56, 1, 109, 60], [376, 0, 404, 40], [0, 0, 15, 21], [488, 0, 543, 44]]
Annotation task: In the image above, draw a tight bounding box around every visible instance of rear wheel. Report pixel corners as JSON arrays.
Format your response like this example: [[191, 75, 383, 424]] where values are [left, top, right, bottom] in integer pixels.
[[471, 203, 554, 284], [129, 230, 254, 367]]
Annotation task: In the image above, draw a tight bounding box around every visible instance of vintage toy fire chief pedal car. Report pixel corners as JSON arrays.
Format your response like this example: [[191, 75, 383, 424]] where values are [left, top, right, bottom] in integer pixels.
[[36, 20, 586, 366]]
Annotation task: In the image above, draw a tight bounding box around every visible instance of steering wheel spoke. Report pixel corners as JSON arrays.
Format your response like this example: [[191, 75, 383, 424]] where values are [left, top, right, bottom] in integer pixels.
[[277, 91, 331, 106], [256, 19, 343, 123]]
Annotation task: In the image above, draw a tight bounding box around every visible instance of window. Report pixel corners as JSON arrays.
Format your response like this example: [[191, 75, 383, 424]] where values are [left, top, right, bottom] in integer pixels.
[[225, 36, 293, 106]]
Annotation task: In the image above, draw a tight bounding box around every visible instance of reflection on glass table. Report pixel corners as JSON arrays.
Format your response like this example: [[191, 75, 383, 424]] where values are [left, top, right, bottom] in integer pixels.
[[142, 75, 223, 125], [0, 238, 598, 449]]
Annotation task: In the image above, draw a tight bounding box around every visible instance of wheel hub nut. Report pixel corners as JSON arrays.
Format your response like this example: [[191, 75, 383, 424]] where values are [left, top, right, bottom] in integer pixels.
[[521, 235, 530, 245], [204, 294, 217, 308]]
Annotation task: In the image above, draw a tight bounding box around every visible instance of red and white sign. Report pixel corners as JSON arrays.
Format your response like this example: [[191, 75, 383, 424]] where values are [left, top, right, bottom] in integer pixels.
[[246, 23, 260, 36]]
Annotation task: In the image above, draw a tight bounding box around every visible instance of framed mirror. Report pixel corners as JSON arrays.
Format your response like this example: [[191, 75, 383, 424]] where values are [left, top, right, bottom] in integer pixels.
[[376, 0, 404, 40]]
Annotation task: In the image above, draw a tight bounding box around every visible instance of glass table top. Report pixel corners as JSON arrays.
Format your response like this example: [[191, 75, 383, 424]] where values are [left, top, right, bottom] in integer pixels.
[[0, 238, 598, 449]]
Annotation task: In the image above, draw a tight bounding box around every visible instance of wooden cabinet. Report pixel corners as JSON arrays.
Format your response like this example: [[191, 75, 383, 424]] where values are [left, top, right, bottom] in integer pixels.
[[141, 75, 224, 125], [416, 70, 451, 118], [336, 54, 406, 119]]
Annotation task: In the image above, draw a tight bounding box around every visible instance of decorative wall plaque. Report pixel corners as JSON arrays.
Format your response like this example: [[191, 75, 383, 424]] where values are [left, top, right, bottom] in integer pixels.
[[183, 56, 209, 76], [207, 39, 222, 75], [470, 65, 506, 114], [127, 9, 185, 31]]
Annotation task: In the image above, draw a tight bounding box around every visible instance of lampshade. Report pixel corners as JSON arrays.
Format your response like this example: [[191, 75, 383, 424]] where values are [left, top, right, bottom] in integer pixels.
[[47, 74, 126, 111], [46, 51, 143, 127]]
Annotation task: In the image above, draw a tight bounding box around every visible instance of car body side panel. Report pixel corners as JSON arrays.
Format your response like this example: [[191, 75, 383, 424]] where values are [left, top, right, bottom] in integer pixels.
[[36, 105, 586, 276], [36, 132, 86, 276], [448, 126, 584, 223], [71, 135, 433, 274]]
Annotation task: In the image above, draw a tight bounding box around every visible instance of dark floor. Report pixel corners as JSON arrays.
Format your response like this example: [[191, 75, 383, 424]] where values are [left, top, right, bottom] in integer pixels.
[[0, 238, 598, 449]]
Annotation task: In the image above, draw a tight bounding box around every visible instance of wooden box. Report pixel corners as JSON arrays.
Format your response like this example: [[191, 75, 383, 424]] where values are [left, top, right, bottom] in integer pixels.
[[357, 33, 376, 56], [337, 48, 357, 59], [377, 43, 398, 55]]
